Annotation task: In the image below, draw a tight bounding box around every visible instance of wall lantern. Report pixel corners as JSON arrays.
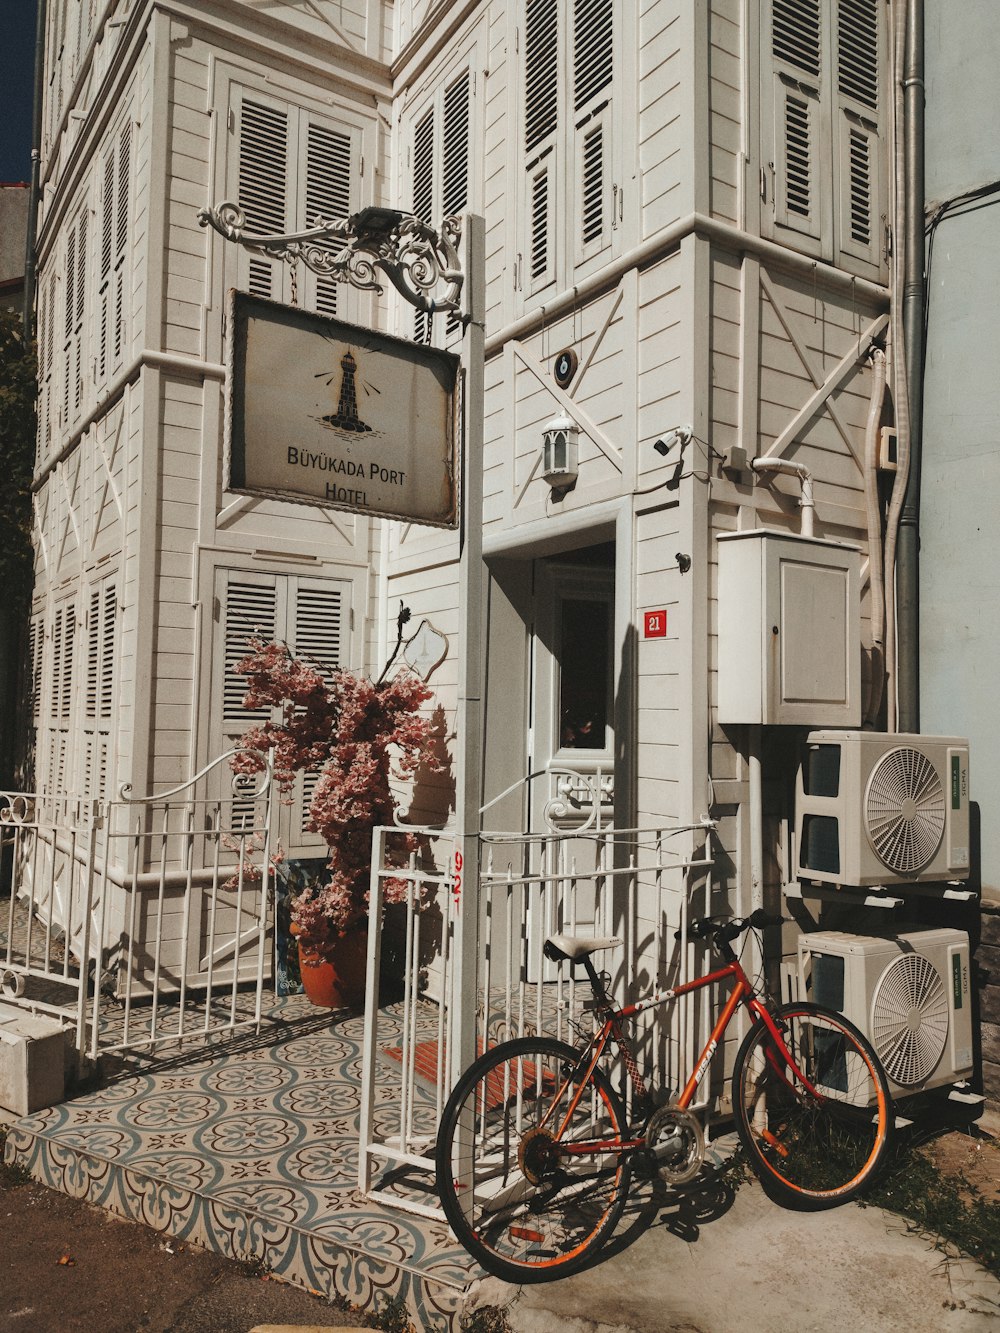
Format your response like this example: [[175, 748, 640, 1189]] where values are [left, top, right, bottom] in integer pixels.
[[541, 412, 580, 489]]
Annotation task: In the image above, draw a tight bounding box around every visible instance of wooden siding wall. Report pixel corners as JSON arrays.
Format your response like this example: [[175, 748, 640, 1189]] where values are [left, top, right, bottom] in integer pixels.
[[384, 0, 890, 1054]]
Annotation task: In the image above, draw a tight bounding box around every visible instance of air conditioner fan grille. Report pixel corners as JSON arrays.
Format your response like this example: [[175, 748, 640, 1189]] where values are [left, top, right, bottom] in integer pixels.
[[864, 746, 946, 874], [870, 952, 949, 1086]]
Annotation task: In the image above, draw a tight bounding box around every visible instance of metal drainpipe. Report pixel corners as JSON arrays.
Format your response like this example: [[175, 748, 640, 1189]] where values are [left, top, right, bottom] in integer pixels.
[[897, 0, 925, 733], [22, 0, 47, 335]]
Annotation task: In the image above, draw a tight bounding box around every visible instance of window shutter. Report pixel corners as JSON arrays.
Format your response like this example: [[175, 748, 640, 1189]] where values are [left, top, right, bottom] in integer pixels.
[[573, 0, 612, 111], [413, 106, 435, 343], [442, 73, 470, 216], [210, 568, 350, 850], [305, 120, 352, 317], [580, 122, 605, 245], [835, 0, 883, 269], [529, 162, 553, 283], [74, 211, 86, 414], [525, 0, 558, 153], [442, 72, 471, 337], [99, 148, 114, 381], [101, 585, 116, 721], [60, 605, 75, 724], [28, 614, 42, 725], [113, 121, 131, 367], [289, 579, 344, 840], [237, 97, 289, 299], [769, 0, 825, 245], [772, 0, 821, 76], [222, 575, 278, 725], [292, 581, 343, 674], [837, 0, 878, 109]]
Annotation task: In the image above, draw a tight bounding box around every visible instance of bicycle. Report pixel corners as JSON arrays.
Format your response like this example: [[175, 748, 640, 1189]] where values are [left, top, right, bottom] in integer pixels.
[[435, 909, 893, 1283]]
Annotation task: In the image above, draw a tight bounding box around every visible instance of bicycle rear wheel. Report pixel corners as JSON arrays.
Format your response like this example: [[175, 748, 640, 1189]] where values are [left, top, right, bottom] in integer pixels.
[[733, 1002, 892, 1210], [435, 1036, 632, 1282]]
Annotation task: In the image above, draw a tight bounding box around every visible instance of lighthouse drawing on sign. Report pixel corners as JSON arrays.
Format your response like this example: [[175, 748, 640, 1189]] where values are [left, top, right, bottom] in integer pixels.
[[321, 349, 373, 433]]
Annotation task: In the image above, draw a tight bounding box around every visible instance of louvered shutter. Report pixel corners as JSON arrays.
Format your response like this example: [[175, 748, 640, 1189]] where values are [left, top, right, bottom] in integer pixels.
[[525, 0, 558, 153], [304, 119, 353, 317], [46, 601, 76, 794], [573, 0, 612, 258], [210, 569, 349, 851], [442, 72, 471, 338], [289, 578, 344, 845], [412, 106, 435, 343], [236, 96, 289, 300], [835, 0, 883, 270], [221, 574, 279, 730], [768, 0, 826, 245], [82, 581, 117, 798], [74, 210, 87, 416], [216, 571, 280, 828], [28, 614, 42, 726], [113, 121, 130, 368], [98, 147, 114, 382], [524, 0, 558, 290]]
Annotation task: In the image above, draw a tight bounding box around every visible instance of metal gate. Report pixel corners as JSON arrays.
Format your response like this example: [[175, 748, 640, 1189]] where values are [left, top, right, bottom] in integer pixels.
[[0, 750, 275, 1071]]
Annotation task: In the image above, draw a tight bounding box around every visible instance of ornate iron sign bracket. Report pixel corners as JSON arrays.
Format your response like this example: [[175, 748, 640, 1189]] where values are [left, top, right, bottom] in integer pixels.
[[197, 202, 465, 317]]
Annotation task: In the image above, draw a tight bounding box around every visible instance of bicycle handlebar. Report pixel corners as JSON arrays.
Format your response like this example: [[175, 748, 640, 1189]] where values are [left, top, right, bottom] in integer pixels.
[[674, 909, 785, 944]]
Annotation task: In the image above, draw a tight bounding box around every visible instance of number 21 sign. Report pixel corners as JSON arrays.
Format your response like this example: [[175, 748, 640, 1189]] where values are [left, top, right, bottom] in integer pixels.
[[644, 609, 668, 639]]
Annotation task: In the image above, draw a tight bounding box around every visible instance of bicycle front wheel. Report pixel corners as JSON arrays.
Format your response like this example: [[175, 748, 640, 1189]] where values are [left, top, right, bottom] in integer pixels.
[[435, 1036, 632, 1283], [733, 1002, 892, 1210]]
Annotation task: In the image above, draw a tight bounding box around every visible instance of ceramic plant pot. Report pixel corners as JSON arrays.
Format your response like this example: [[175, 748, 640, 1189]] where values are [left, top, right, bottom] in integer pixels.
[[291, 924, 368, 1009]]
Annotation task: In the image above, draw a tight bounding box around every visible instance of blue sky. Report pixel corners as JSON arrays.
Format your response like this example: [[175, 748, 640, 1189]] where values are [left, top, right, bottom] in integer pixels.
[[0, 1, 39, 183]]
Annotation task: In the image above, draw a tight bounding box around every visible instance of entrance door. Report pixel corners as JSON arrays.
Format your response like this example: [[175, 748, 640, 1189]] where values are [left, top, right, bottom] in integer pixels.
[[530, 547, 615, 951]]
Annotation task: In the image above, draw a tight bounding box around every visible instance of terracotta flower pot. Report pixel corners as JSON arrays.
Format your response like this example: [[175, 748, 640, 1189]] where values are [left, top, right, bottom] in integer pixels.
[[292, 925, 368, 1009]]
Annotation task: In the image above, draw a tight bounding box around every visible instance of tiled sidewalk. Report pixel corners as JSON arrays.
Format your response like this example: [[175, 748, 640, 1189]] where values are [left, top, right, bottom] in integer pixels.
[[2, 996, 475, 1330]]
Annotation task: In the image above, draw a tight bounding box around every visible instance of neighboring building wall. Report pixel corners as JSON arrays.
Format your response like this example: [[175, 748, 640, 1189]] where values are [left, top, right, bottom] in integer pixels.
[[922, 0, 1000, 1102], [0, 184, 29, 310]]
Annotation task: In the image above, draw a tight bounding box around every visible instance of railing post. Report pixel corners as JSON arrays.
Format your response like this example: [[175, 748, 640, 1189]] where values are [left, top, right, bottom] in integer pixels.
[[74, 800, 102, 1073], [359, 825, 388, 1195]]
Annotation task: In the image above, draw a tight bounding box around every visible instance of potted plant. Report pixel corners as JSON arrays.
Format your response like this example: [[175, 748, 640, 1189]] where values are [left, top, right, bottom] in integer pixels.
[[230, 608, 441, 1007]]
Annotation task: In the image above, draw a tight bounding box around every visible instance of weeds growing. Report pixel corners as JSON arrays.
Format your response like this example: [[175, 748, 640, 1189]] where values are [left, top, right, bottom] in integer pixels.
[[863, 1135, 1000, 1281]]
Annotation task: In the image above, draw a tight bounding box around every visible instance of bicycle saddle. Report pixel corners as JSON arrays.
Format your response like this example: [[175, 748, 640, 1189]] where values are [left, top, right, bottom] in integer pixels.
[[544, 934, 623, 963]]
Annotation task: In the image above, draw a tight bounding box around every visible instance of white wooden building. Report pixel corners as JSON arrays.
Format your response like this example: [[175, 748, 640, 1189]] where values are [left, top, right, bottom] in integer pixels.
[[28, 0, 895, 1074]]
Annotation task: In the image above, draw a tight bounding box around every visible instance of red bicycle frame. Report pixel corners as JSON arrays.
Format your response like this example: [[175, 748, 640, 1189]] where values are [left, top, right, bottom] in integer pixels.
[[548, 950, 818, 1155]]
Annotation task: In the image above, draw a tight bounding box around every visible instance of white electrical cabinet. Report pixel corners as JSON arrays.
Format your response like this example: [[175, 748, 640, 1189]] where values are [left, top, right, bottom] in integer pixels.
[[717, 530, 861, 727]]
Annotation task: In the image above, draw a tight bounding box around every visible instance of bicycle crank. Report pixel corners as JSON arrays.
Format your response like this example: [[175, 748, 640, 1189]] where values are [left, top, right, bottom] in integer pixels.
[[644, 1104, 704, 1186]]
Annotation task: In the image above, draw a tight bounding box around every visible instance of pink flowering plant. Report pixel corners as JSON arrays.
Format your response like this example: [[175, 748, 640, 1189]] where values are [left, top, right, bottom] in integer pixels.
[[230, 609, 441, 954]]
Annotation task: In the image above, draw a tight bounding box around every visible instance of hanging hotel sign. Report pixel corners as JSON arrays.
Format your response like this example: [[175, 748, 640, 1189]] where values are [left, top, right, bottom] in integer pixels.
[[226, 292, 460, 528]]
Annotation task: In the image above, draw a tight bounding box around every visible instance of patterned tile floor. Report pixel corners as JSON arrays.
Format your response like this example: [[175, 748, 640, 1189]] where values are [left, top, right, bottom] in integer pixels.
[[3, 995, 475, 1330]]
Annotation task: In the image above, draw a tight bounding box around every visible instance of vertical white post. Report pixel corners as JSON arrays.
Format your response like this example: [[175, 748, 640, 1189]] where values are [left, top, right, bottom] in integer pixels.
[[451, 213, 487, 1086]]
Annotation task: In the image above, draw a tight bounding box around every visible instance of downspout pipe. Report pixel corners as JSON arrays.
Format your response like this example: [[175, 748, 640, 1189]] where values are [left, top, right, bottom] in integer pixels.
[[22, 0, 47, 335], [896, 0, 925, 733], [751, 458, 815, 538]]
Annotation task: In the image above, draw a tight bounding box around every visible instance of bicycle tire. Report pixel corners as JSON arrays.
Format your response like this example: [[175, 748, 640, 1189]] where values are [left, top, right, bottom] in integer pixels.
[[435, 1036, 632, 1282], [732, 1001, 893, 1210]]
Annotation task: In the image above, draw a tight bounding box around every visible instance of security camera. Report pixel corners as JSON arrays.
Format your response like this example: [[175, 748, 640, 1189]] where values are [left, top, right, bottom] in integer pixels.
[[652, 425, 693, 457]]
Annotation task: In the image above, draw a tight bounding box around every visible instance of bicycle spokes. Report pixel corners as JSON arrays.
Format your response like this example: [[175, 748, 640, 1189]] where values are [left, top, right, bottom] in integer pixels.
[[437, 1038, 632, 1280]]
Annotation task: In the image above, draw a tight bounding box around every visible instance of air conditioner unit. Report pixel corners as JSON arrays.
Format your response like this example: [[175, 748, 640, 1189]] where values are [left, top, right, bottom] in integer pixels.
[[799, 929, 973, 1097], [795, 730, 970, 887]]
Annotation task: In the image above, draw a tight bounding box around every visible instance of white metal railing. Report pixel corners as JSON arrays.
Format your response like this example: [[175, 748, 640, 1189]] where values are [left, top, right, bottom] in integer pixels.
[[0, 751, 274, 1071], [358, 793, 716, 1220]]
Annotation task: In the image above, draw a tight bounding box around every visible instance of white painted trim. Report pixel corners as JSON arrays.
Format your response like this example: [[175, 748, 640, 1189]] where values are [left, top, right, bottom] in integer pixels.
[[32, 350, 226, 491], [484, 212, 889, 357]]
